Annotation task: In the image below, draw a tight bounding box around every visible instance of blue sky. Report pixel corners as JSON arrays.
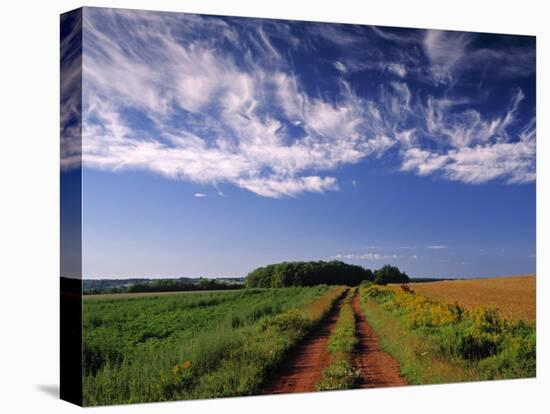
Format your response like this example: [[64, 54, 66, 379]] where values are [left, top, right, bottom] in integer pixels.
[[65, 8, 536, 279]]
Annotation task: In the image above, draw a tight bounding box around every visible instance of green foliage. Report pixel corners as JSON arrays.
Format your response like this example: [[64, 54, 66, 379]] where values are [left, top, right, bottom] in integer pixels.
[[360, 285, 535, 380], [373, 264, 410, 285], [82, 286, 342, 405], [126, 278, 240, 293], [315, 360, 361, 391], [84, 277, 243, 295], [326, 293, 358, 356], [245, 260, 373, 288], [260, 310, 310, 335]]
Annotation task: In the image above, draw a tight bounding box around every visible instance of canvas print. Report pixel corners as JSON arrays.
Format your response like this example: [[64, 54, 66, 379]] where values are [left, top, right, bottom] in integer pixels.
[[60, 7, 536, 407]]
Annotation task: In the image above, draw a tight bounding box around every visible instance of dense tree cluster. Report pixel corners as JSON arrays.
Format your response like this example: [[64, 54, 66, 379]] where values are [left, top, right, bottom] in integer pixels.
[[245, 261, 410, 288], [244, 260, 374, 288], [373, 264, 410, 285]]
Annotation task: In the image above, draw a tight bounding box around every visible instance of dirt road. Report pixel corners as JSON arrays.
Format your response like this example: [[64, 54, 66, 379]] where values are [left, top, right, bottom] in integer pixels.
[[264, 296, 345, 394], [264, 289, 407, 394], [351, 292, 407, 388]]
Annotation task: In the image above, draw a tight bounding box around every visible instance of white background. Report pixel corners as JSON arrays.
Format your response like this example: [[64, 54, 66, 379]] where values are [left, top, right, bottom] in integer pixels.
[[0, 0, 548, 412]]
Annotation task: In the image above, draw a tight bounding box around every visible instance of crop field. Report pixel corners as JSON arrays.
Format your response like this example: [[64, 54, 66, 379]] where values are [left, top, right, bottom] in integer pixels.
[[410, 275, 535, 321], [82, 274, 536, 406], [83, 288, 242, 301], [82, 286, 343, 405], [360, 279, 536, 385]]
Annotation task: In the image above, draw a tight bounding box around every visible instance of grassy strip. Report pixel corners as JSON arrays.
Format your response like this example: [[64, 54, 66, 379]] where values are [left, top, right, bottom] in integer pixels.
[[360, 295, 477, 384], [316, 288, 360, 391], [83, 286, 345, 405], [359, 284, 535, 384], [185, 285, 347, 399]]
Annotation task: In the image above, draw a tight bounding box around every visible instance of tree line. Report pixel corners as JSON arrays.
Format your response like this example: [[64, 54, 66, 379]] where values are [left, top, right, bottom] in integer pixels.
[[244, 261, 409, 288], [84, 278, 242, 295]]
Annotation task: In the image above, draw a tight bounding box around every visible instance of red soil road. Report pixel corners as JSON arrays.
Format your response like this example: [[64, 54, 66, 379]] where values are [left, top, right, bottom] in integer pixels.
[[264, 296, 346, 394], [351, 292, 407, 388]]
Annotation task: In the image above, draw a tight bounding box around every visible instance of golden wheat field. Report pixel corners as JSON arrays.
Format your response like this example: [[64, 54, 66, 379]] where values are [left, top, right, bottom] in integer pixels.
[[409, 275, 536, 321]]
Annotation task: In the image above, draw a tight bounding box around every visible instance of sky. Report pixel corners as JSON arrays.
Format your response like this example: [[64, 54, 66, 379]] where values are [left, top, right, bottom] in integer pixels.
[[62, 7, 536, 279]]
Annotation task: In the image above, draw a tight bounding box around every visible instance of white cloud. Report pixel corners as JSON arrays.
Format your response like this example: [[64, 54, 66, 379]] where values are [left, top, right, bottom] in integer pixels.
[[332, 251, 418, 261], [333, 253, 400, 261], [80, 10, 403, 198], [400, 90, 536, 184], [401, 148, 449, 176], [444, 138, 536, 184], [427, 245, 447, 249], [237, 176, 338, 198], [389, 81, 412, 114], [71, 10, 535, 199], [386, 63, 407, 78], [60, 12, 83, 171], [422, 30, 473, 85], [194, 193, 207, 198], [333, 61, 348, 73], [371, 26, 418, 44]]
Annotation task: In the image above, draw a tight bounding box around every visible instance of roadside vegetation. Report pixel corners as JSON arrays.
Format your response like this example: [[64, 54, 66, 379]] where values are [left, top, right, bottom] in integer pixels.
[[83, 286, 345, 405], [359, 283, 535, 384], [316, 288, 360, 391]]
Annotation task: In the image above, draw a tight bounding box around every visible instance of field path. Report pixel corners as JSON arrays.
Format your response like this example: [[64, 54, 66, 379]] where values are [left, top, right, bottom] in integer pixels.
[[351, 292, 407, 388], [263, 295, 346, 394]]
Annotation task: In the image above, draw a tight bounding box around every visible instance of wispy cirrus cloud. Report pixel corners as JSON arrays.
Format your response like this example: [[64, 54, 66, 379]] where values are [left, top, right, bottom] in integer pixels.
[[422, 30, 474, 85], [332, 252, 401, 261], [79, 9, 398, 198], [332, 251, 419, 261], [68, 9, 535, 198], [386, 63, 407, 78]]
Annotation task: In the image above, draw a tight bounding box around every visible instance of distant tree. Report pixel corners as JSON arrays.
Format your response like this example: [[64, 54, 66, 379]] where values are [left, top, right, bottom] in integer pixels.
[[373, 264, 410, 285], [244, 260, 374, 288]]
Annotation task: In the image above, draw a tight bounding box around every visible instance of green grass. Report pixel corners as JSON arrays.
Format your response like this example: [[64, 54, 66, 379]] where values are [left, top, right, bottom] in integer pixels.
[[316, 289, 360, 391], [83, 286, 344, 405], [359, 285, 535, 385]]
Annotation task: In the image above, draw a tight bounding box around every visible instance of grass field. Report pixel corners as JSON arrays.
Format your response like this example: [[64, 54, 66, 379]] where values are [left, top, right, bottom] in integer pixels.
[[82, 275, 536, 405], [83, 288, 242, 301], [410, 275, 535, 321], [83, 286, 344, 405]]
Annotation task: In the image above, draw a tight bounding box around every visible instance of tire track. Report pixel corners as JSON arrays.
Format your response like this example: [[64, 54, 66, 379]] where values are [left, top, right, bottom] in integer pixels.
[[263, 295, 346, 394], [351, 292, 407, 388]]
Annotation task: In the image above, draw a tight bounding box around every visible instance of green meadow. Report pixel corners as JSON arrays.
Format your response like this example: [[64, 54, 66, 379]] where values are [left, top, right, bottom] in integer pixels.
[[83, 286, 342, 405]]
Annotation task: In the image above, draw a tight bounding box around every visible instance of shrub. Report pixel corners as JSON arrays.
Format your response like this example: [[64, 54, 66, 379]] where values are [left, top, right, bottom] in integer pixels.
[[315, 360, 361, 391], [259, 310, 310, 335]]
